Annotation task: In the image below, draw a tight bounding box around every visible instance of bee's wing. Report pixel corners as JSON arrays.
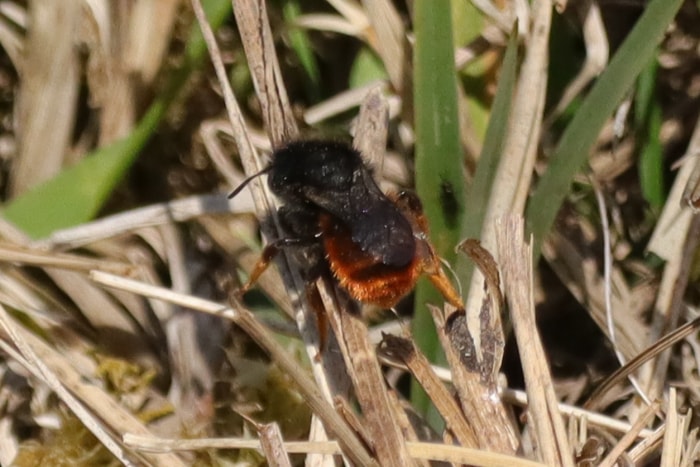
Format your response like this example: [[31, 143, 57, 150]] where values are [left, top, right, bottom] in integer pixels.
[[350, 204, 415, 267], [311, 167, 416, 267]]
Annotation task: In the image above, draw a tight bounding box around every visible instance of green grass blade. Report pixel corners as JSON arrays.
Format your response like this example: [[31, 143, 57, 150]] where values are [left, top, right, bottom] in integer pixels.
[[2, 122, 154, 238], [639, 104, 665, 210], [1, 0, 232, 239], [526, 0, 683, 257], [411, 0, 465, 417], [636, 58, 665, 210]]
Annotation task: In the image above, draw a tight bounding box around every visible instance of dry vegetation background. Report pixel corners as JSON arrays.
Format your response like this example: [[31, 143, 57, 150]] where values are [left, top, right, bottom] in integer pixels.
[[0, 0, 698, 466]]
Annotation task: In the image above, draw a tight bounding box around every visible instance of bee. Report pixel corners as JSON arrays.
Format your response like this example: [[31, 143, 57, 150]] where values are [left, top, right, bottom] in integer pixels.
[[230, 140, 464, 311]]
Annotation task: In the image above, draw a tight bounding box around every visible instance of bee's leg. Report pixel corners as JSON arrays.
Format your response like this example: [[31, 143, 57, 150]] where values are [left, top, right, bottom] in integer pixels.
[[236, 237, 311, 298], [418, 245, 465, 312], [303, 283, 328, 361], [394, 190, 465, 311], [427, 266, 465, 311]]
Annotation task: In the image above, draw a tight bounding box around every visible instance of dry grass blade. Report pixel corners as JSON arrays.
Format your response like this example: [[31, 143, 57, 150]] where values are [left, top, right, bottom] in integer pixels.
[[598, 400, 660, 467], [496, 215, 573, 466], [660, 388, 683, 467], [406, 441, 546, 466], [0, 242, 131, 274], [353, 85, 389, 171], [259, 423, 292, 467], [86, 3, 136, 144], [294, 12, 366, 38], [190, 0, 265, 189], [466, 0, 551, 324], [0, 4, 24, 70], [126, 0, 180, 86], [304, 81, 390, 126], [233, 0, 298, 145], [124, 433, 550, 466], [649, 122, 697, 269], [470, 0, 515, 32], [12, 1, 79, 195], [379, 333, 478, 447], [318, 283, 413, 467], [332, 397, 372, 447], [659, 387, 700, 467], [628, 424, 666, 465], [40, 194, 246, 249], [499, 387, 654, 438], [84, 1, 178, 145], [584, 316, 700, 411], [124, 433, 341, 454], [479, 0, 551, 230], [359, 0, 406, 92]]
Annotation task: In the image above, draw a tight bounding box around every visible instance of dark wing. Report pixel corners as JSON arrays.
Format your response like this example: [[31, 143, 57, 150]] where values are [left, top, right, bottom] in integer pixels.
[[349, 200, 415, 267], [306, 165, 415, 267], [345, 167, 415, 268]]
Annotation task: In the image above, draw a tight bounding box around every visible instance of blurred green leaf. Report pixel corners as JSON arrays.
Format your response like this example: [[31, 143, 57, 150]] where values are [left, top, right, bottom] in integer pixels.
[[2, 0, 233, 239], [283, 1, 321, 102], [451, 0, 480, 47], [349, 47, 388, 88], [526, 0, 683, 258]]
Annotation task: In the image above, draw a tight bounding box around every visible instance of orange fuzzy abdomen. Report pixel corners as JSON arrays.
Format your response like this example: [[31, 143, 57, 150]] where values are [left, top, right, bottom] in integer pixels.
[[321, 215, 420, 309]]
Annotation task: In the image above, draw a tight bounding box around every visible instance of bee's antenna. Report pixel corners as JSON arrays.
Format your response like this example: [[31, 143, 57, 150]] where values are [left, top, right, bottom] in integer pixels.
[[228, 165, 273, 199]]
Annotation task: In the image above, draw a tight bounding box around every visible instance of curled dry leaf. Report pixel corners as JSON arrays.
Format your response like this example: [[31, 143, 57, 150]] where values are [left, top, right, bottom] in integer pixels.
[[446, 238, 504, 391]]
